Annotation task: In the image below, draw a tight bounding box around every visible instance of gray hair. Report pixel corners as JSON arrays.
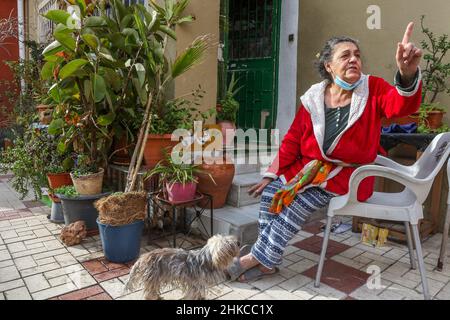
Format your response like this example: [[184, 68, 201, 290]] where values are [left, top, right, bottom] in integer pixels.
[[315, 36, 360, 82]]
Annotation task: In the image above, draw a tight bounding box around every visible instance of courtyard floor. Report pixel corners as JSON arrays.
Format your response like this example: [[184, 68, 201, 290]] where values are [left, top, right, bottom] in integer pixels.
[[1, 173, 450, 300]]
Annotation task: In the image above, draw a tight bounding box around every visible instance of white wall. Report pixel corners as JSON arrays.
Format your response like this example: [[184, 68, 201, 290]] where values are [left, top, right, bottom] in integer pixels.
[[275, 0, 299, 139]]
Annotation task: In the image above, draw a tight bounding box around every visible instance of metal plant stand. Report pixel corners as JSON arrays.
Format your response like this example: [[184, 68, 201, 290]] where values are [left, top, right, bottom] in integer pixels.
[[147, 190, 214, 249]]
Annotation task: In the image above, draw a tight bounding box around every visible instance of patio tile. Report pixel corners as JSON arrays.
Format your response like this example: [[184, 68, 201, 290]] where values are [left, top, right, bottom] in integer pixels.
[[0, 279, 25, 292], [99, 278, 126, 299], [31, 282, 78, 300], [22, 201, 44, 209], [5, 287, 32, 300], [81, 259, 108, 275], [301, 221, 324, 235], [57, 285, 104, 300], [278, 274, 312, 292], [86, 292, 113, 300], [302, 259, 370, 294], [23, 273, 51, 293], [292, 235, 351, 258], [93, 267, 130, 282], [0, 265, 20, 283]]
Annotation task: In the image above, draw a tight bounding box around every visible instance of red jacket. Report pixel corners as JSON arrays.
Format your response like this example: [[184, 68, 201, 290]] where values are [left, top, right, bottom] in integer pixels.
[[265, 73, 422, 201]]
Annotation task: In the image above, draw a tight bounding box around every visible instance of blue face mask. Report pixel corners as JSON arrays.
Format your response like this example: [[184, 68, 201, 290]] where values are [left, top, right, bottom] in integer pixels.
[[334, 75, 363, 91]]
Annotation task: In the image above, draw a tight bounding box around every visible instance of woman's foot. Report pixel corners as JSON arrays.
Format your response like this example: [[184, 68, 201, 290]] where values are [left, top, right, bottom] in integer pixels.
[[238, 265, 279, 283]]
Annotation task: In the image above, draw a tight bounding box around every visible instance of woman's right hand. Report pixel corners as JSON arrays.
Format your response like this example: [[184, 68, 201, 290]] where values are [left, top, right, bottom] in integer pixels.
[[248, 177, 274, 198]]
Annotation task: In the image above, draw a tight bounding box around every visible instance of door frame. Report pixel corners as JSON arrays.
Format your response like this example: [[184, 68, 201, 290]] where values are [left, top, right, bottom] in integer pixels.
[[220, 0, 282, 130]]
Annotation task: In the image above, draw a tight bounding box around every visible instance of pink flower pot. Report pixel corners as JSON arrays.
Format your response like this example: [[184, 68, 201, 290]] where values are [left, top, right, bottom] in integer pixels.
[[165, 182, 197, 202]]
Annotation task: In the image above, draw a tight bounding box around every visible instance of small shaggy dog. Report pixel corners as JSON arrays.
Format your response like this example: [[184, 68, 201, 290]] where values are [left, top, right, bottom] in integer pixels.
[[125, 234, 239, 300]]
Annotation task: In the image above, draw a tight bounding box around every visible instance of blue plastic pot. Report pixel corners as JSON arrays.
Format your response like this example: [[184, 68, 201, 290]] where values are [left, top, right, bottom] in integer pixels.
[[97, 219, 144, 263]]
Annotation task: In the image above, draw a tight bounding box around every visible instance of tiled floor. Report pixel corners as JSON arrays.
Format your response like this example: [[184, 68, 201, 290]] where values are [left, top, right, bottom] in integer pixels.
[[1, 173, 450, 300]]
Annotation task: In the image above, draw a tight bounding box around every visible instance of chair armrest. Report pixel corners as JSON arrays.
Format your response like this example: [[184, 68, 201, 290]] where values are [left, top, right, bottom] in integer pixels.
[[347, 164, 430, 204], [375, 155, 411, 173]]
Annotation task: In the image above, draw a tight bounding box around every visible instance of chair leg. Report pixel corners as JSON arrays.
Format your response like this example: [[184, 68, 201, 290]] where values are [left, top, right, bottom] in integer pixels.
[[404, 222, 416, 270], [314, 216, 333, 288], [411, 223, 431, 300]]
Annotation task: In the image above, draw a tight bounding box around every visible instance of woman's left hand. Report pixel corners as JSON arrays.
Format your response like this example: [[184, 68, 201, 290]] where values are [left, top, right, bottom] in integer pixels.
[[396, 22, 423, 85]]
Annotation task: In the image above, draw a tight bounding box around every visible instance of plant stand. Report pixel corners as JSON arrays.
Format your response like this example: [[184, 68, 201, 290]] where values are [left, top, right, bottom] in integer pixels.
[[148, 191, 214, 249]]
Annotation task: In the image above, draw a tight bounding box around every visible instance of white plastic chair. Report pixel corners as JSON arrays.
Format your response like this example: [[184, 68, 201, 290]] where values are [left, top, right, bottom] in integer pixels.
[[314, 133, 450, 300]]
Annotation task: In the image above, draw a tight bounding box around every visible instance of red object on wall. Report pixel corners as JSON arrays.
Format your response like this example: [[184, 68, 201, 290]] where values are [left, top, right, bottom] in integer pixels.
[[0, 0, 19, 128]]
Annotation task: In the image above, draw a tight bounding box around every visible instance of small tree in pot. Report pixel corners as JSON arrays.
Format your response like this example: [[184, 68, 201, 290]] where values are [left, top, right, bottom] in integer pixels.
[[418, 15, 450, 132]]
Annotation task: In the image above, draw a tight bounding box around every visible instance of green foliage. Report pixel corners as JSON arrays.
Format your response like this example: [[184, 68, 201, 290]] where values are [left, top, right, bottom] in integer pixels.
[[217, 73, 241, 123], [0, 126, 74, 199], [54, 185, 78, 197], [150, 87, 215, 134], [43, 0, 210, 170], [71, 154, 97, 178], [144, 151, 201, 186], [420, 15, 450, 104], [0, 130, 49, 199]]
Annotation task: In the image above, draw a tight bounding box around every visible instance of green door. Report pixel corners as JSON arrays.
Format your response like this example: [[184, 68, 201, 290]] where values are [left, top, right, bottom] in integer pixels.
[[226, 0, 281, 131]]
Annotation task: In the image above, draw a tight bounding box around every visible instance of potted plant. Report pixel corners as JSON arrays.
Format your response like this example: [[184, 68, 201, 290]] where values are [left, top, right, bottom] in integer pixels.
[[70, 154, 104, 196], [94, 192, 147, 263], [417, 15, 450, 132], [145, 153, 200, 202], [216, 72, 242, 146], [55, 185, 111, 231]]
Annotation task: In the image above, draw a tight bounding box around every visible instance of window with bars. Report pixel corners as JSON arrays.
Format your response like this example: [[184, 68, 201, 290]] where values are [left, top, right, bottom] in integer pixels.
[[37, 0, 58, 43]]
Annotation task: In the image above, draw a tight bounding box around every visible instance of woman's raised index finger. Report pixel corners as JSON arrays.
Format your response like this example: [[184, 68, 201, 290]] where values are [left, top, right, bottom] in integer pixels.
[[402, 22, 414, 44]]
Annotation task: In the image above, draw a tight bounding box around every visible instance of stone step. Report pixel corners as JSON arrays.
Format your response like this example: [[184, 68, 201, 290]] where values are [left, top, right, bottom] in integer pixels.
[[226, 172, 263, 208], [187, 203, 260, 246]]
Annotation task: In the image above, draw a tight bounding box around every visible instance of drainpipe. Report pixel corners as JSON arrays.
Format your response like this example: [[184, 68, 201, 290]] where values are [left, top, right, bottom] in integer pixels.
[[17, 0, 26, 94]]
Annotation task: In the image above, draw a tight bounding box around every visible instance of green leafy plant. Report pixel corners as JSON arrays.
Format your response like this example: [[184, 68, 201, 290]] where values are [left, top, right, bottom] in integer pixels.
[[145, 155, 200, 187], [54, 185, 78, 197], [144, 151, 215, 187], [0, 127, 73, 199], [149, 87, 215, 134], [420, 15, 450, 105], [71, 153, 97, 178], [216, 72, 242, 123]]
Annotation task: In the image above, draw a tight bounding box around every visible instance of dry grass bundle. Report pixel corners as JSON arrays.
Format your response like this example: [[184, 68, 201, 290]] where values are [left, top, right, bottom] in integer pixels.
[[95, 192, 147, 226]]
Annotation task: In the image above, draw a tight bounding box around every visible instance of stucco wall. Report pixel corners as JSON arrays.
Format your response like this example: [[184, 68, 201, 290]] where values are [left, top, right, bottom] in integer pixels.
[[298, 0, 450, 121], [174, 0, 220, 125]]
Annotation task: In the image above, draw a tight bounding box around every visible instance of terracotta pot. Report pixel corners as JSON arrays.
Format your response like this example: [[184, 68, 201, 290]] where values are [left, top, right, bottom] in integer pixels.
[[47, 172, 73, 203], [36, 104, 53, 125], [217, 121, 236, 146], [47, 172, 73, 190], [165, 181, 197, 202], [144, 134, 179, 168], [381, 113, 420, 127], [196, 156, 235, 209], [424, 111, 445, 129], [70, 168, 104, 195]]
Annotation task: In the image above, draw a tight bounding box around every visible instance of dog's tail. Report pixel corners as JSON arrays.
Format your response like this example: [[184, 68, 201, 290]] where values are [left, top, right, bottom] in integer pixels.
[[124, 260, 142, 293]]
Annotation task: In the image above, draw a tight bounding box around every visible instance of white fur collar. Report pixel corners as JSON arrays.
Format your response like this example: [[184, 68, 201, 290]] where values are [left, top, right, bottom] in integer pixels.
[[300, 74, 370, 164]]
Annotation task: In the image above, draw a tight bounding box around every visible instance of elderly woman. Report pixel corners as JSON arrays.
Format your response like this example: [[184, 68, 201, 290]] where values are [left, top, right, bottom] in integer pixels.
[[228, 23, 423, 282]]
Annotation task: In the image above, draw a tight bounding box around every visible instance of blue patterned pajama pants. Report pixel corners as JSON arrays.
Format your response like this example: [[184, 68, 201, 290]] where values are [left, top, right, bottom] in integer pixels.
[[251, 178, 334, 269]]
